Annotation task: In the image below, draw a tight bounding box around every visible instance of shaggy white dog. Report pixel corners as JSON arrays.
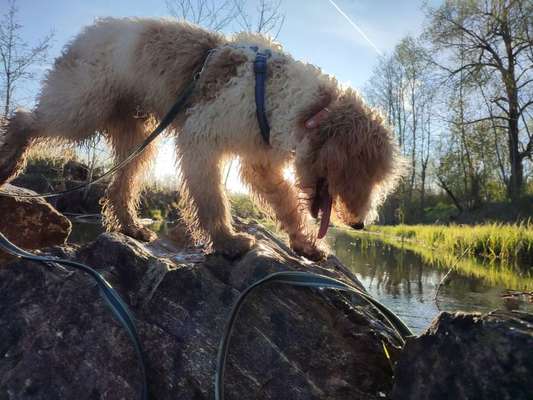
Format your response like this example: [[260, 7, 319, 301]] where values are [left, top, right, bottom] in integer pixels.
[[0, 18, 401, 260]]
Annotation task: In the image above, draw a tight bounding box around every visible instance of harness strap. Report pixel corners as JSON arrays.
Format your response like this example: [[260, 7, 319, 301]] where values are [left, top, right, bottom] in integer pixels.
[[253, 51, 271, 145]]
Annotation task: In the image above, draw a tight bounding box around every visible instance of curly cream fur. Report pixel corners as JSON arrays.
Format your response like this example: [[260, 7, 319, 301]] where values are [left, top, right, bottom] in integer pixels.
[[0, 17, 402, 259]]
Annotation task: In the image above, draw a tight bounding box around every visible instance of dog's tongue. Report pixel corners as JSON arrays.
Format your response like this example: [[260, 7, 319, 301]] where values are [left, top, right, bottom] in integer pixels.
[[317, 191, 332, 239]]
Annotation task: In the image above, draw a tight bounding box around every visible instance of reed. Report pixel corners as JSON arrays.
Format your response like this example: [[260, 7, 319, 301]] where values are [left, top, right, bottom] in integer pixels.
[[364, 223, 533, 267], [340, 229, 533, 290]]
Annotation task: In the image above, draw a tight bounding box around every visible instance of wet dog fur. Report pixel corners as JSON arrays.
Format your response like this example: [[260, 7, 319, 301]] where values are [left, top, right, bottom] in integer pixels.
[[0, 18, 402, 260]]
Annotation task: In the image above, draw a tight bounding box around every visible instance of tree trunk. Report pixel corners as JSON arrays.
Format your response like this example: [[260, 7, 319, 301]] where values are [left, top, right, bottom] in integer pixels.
[[507, 105, 523, 200], [501, 10, 523, 201], [3, 73, 11, 118], [420, 161, 428, 213], [437, 175, 463, 213]]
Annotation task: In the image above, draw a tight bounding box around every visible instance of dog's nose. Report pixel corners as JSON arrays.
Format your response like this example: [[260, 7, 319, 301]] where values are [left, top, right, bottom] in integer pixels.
[[351, 222, 364, 230]]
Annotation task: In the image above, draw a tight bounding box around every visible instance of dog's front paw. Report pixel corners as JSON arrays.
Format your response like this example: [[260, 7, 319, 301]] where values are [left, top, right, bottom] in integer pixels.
[[213, 232, 255, 259], [291, 240, 326, 261], [123, 225, 157, 242]]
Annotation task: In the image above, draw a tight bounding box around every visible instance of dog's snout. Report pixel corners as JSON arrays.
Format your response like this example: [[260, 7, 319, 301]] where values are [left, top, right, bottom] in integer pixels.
[[350, 222, 364, 230]]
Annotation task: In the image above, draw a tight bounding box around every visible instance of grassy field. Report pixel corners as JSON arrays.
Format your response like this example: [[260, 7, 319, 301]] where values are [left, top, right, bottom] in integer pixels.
[[363, 223, 533, 267]]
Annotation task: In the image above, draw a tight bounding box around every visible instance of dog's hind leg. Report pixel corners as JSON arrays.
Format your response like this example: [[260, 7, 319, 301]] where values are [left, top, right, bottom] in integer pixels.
[[0, 109, 39, 186], [102, 115, 158, 242], [178, 145, 255, 258], [240, 157, 325, 261]]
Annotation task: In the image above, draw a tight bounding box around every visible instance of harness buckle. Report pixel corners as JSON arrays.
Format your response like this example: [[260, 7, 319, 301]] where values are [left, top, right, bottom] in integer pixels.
[[254, 53, 268, 74]]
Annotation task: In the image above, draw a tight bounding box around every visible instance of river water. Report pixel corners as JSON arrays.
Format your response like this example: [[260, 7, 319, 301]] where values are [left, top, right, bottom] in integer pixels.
[[69, 220, 532, 334], [328, 228, 532, 333]]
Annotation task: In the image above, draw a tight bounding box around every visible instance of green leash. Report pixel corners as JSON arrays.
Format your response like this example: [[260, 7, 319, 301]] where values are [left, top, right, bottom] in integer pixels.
[[0, 232, 149, 400], [214, 271, 414, 400], [0, 232, 414, 400]]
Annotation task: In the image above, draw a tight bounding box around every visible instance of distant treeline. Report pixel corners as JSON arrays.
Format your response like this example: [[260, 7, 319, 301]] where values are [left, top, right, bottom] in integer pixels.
[[364, 0, 533, 224]]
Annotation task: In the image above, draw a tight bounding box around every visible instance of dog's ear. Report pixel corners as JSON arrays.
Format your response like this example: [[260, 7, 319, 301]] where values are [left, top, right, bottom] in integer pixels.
[[314, 88, 404, 225], [294, 87, 335, 143]]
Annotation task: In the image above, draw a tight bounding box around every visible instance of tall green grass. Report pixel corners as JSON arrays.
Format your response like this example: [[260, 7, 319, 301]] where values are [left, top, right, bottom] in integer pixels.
[[341, 228, 533, 290], [365, 223, 533, 267]]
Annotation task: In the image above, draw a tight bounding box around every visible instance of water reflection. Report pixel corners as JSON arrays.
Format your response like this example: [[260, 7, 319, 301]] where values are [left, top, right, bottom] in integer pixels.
[[328, 229, 532, 334]]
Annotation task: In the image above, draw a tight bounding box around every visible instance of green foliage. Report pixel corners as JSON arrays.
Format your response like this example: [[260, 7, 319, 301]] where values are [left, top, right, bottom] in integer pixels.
[[147, 208, 163, 221], [366, 223, 533, 267], [139, 185, 180, 220], [229, 194, 280, 233], [423, 202, 457, 223], [229, 194, 268, 221], [23, 156, 65, 177], [345, 228, 533, 290]]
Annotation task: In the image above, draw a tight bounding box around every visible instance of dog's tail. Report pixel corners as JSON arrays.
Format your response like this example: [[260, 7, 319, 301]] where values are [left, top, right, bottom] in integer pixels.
[[0, 108, 38, 186]]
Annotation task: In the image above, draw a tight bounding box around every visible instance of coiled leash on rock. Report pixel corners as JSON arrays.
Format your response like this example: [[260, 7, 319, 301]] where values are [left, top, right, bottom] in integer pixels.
[[0, 232, 149, 400], [214, 271, 414, 400]]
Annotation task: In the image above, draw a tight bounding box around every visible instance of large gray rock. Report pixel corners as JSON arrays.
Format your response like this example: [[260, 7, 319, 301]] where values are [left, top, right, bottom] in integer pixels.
[[0, 224, 403, 400], [392, 310, 533, 400], [0, 184, 71, 251]]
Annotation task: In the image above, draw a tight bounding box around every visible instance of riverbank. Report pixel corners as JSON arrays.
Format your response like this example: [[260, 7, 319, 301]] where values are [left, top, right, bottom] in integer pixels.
[[343, 224, 533, 291], [364, 223, 533, 266]]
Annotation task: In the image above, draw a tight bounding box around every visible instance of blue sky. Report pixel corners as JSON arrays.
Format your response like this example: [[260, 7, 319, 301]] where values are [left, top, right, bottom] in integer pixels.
[[7, 0, 437, 105]]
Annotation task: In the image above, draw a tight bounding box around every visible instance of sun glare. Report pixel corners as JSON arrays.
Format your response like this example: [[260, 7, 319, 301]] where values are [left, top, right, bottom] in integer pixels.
[[153, 141, 250, 193]]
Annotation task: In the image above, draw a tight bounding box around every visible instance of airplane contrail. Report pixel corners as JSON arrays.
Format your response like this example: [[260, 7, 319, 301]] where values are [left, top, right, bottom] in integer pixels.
[[326, 0, 383, 56]]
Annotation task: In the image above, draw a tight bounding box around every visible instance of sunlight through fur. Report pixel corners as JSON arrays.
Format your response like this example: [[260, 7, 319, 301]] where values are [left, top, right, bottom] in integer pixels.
[[0, 17, 402, 260]]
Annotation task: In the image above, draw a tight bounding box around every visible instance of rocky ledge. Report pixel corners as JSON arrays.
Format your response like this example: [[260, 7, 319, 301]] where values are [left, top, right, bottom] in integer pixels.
[[1, 224, 531, 400], [392, 310, 533, 400], [0, 184, 71, 252], [0, 188, 532, 399], [0, 224, 405, 400]]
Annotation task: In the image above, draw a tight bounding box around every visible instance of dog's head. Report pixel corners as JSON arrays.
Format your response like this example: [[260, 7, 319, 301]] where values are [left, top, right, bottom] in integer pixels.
[[295, 87, 402, 237]]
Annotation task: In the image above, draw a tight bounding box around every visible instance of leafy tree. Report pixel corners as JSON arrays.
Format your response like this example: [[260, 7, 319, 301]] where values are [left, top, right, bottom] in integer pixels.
[[426, 0, 533, 200]]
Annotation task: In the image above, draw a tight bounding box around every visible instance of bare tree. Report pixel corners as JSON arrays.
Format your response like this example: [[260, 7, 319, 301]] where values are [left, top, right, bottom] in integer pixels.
[[80, 133, 107, 201], [166, 0, 285, 38], [427, 0, 533, 200], [166, 0, 240, 31], [234, 0, 285, 37], [0, 0, 53, 117], [365, 36, 437, 218]]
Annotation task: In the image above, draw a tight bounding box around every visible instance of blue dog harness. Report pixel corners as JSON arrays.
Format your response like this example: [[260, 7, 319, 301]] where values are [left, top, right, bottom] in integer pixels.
[[252, 47, 272, 145]]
